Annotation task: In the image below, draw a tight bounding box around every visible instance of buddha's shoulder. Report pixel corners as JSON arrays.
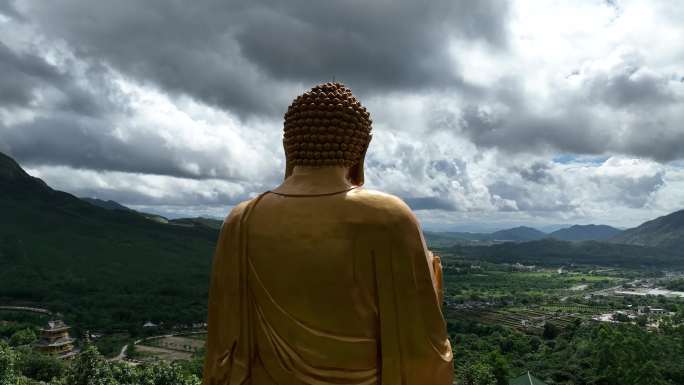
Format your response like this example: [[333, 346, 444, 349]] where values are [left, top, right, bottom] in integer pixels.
[[347, 188, 417, 223], [223, 189, 417, 225], [222, 199, 252, 225]]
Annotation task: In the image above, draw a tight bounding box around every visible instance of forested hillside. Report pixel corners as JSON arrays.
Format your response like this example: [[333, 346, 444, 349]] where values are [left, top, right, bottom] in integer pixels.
[[611, 210, 684, 251], [448, 238, 681, 268], [0, 152, 219, 332]]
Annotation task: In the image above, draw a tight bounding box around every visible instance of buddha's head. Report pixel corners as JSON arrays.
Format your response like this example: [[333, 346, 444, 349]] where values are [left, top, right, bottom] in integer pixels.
[[282, 82, 372, 185]]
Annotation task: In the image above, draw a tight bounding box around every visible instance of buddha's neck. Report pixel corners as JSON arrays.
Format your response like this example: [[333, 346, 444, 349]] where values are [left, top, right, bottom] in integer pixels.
[[272, 166, 354, 195]]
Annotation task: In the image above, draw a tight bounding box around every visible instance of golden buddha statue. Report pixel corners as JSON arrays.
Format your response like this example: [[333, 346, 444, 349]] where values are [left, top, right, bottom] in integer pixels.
[[202, 83, 453, 385]]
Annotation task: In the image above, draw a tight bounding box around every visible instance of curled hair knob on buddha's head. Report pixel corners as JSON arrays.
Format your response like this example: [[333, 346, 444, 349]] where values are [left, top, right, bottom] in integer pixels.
[[283, 82, 372, 178]]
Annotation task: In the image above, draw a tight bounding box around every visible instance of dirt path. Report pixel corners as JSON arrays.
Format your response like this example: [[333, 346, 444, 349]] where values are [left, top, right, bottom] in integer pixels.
[[110, 344, 129, 361]]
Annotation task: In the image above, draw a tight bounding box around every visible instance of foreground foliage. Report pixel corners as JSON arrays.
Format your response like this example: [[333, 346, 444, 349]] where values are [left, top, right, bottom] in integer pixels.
[[451, 319, 684, 385], [0, 343, 200, 385]]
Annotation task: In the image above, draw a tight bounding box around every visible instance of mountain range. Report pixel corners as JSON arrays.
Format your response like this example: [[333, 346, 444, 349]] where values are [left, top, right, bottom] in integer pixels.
[[611, 210, 684, 251], [1, 149, 683, 330], [548, 224, 622, 241], [425, 224, 624, 245], [82, 196, 223, 230], [81, 197, 135, 212], [83, 198, 624, 245], [4, 148, 678, 250], [4, 150, 681, 251]]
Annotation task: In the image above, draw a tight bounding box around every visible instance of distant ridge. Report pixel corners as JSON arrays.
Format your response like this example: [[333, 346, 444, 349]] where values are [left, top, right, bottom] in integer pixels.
[[549, 224, 622, 241], [448, 238, 680, 268], [82, 197, 134, 212], [611, 209, 684, 251], [170, 217, 223, 230], [424, 226, 546, 246], [81, 197, 223, 228], [490, 226, 546, 241]]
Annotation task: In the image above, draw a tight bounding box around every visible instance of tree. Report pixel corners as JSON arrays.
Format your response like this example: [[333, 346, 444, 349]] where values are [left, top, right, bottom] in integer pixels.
[[62, 345, 116, 385], [17, 347, 65, 382], [0, 341, 19, 385], [636, 315, 648, 327], [459, 361, 497, 385], [9, 329, 37, 347], [486, 351, 510, 385], [136, 361, 200, 385], [543, 321, 560, 340]]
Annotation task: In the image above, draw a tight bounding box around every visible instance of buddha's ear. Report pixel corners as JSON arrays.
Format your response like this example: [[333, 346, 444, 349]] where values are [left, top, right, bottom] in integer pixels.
[[348, 134, 372, 186], [283, 139, 294, 180]]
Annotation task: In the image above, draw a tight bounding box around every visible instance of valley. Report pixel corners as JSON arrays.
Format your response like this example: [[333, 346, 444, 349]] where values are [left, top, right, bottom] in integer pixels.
[[2, 151, 684, 384]]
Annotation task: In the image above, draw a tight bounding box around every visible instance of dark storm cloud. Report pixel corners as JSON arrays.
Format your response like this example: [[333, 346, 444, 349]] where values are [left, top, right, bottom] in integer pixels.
[[18, 0, 509, 117], [3, 116, 252, 181], [517, 162, 554, 184], [459, 104, 610, 155], [0, 0, 22, 20], [619, 120, 684, 164], [591, 170, 665, 208], [0, 41, 61, 107], [586, 63, 676, 107], [0, 40, 108, 117], [234, 1, 508, 91], [0, 38, 221, 178], [456, 68, 684, 162]]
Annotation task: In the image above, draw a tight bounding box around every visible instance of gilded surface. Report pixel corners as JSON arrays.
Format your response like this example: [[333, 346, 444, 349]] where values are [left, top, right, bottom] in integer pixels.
[[202, 187, 453, 385], [203, 82, 452, 384]]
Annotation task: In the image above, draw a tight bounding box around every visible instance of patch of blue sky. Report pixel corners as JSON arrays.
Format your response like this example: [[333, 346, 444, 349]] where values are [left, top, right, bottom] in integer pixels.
[[552, 154, 609, 165], [669, 160, 684, 168]]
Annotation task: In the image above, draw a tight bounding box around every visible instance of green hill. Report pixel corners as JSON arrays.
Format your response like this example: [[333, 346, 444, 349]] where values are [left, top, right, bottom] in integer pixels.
[[81, 197, 223, 229], [611, 209, 684, 251], [169, 217, 223, 230], [548, 224, 622, 241], [424, 226, 546, 247], [491, 226, 546, 241], [0, 152, 220, 332], [447, 238, 681, 268], [81, 197, 135, 212]]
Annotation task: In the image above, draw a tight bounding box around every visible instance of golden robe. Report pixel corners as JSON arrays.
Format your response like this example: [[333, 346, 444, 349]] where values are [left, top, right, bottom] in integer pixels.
[[202, 188, 453, 385]]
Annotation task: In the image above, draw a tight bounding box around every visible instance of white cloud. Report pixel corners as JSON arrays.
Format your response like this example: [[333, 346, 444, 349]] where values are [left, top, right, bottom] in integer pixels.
[[2, 0, 684, 231]]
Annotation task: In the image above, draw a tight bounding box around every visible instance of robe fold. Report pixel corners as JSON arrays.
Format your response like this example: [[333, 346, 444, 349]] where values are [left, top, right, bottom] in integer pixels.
[[202, 189, 453, 385]]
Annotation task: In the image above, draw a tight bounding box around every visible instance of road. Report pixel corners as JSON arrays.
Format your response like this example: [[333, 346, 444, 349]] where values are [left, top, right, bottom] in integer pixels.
[[111, 344, 129, 361], [0, 305, 52, 315]]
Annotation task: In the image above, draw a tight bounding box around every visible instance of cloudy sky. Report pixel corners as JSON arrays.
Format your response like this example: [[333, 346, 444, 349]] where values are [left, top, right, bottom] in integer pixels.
[[1, 0, 683, 231]]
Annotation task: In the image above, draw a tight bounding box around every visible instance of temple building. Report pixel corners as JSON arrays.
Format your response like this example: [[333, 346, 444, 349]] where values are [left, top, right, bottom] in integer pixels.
[[34, 320, 77, 359]]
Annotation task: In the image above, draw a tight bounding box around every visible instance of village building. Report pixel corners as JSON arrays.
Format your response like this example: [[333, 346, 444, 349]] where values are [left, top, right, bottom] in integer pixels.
[[638, 306, 668, 315], [34, 320, 77, 359]]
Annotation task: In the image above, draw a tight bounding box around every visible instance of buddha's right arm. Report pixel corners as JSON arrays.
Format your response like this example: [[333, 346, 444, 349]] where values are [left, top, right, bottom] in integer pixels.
[[373, 196, 454, 385], [429, 251, 445, 310]]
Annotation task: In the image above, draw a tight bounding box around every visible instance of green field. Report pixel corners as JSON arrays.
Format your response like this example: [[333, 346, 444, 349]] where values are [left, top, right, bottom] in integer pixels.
[[437, 252, 624, 304]]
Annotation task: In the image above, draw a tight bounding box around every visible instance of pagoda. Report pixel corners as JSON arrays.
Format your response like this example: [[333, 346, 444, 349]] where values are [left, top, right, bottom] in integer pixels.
[[34, 320, 77, 359]]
